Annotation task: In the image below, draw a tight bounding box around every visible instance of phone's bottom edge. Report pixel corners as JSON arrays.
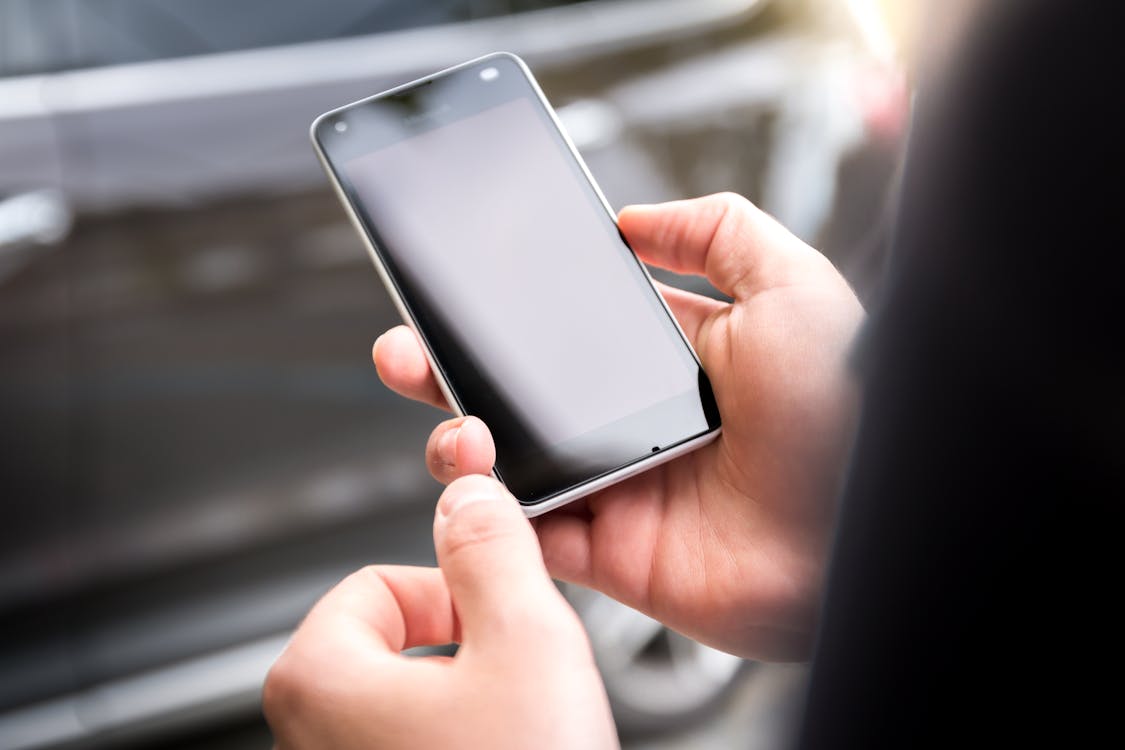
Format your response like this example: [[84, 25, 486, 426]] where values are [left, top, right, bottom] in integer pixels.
[[518, 427, 723, 518]]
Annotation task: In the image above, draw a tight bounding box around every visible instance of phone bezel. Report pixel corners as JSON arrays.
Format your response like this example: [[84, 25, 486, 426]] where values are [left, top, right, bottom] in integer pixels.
[[310, 51, 721, 517]]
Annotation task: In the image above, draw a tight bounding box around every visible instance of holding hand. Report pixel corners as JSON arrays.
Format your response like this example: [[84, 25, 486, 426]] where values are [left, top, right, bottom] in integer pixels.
[[375, 193, 864, 660]]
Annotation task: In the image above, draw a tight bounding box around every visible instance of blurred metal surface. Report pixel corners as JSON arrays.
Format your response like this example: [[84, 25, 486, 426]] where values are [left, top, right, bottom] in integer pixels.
[[0, 0, 767, 212], [565, 585, 752, 737], [0, 634, 289, 750], [0, 189, 72, 284]]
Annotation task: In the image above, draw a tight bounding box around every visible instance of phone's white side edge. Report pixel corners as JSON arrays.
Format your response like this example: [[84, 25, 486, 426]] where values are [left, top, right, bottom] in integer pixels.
[[521, 427, 722, 518], [306, 52, 538, 427]]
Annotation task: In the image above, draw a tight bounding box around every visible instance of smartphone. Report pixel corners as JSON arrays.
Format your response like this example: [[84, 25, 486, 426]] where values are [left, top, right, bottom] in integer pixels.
[[310, 52, 721, 516]]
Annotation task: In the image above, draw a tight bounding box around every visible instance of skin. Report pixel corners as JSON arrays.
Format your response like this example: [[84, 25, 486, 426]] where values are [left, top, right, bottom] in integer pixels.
[[264, 193, 864, 748], [264, 475, 618, 750]]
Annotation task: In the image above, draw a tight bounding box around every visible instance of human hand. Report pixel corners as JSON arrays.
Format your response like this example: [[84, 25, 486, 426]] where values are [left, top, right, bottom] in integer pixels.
[[374, 193, 864, 660], [263, 474, 618, 750]]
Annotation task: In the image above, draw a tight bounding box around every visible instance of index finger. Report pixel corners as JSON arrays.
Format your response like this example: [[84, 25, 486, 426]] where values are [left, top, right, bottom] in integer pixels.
[[300, 565, 459, 654], [373, 326, 452, 412], [265, 566, 458, 737]]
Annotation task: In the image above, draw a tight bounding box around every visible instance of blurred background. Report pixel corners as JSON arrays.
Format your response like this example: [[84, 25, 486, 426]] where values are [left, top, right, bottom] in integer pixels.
[[0, 0, 915, 747]]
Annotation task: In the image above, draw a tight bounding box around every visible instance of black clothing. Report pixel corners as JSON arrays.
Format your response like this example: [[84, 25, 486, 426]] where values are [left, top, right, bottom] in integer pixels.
[[798, 1, 1124, 746]]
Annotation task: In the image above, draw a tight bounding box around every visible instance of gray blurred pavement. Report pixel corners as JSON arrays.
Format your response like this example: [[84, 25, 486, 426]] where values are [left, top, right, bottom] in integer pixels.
[[624, 664, 808, 750]]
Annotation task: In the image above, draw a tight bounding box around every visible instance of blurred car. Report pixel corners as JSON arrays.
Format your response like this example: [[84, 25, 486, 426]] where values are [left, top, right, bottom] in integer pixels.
[[0, 0, 887, 747]]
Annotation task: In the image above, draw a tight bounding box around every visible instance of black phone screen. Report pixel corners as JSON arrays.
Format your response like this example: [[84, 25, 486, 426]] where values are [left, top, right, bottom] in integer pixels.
[[314, 54, 719, 505]]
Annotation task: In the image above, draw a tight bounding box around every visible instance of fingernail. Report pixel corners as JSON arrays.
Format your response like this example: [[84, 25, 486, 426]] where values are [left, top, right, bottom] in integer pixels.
[[438, 476, 502, 518], [620, 203, 657, 217], [458, 416, 487, 448], [372, 333, 389, 364], [437, 424, 460, 466]]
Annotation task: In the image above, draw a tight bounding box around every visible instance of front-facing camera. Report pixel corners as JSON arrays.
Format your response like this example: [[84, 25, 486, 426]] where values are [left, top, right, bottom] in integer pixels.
[[334, 121, 348, 133], [479, 67, 499, 82]]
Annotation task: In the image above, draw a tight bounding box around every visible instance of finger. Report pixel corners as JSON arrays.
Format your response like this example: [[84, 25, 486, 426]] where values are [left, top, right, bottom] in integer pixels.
[[535, 470, 668, 607], [425, 416, 496, 485], [299, 565, 458, 654], [373, 326, 450, 411], [535, 511, 594, 588], [653, 280, 726, 350], [619, 192, 812, 299], [433, 475, 577, 651], [263, 566, 457, 741]]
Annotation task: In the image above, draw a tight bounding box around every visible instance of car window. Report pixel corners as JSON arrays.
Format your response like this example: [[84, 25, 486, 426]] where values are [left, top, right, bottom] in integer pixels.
[[0, 0, 586, 77]]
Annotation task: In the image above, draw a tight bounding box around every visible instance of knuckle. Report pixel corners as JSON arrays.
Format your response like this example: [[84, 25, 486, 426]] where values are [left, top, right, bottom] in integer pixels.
[[714, 190, 744, 205], [708, 192, 748, 238], [713, 190, 752, 214], [346, 563, 380, 588], [261, 652, 304, 724]]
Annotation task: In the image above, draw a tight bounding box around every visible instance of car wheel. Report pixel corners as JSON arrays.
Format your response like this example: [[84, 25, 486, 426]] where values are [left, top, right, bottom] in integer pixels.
[[562, 584, 754, 737]]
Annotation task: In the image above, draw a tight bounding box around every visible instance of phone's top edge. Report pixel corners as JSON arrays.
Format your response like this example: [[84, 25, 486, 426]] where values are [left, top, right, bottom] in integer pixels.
[[309, 50, 526, 144]]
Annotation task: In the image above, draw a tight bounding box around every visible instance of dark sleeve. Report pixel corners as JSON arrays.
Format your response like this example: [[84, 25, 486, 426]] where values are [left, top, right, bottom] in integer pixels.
[[795, 1, 1125, 746]]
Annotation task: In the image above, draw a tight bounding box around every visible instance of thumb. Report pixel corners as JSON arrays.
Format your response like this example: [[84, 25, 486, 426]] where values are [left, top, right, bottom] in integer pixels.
[[619, 192, 813, 299], [433, 475, 573, 650]]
